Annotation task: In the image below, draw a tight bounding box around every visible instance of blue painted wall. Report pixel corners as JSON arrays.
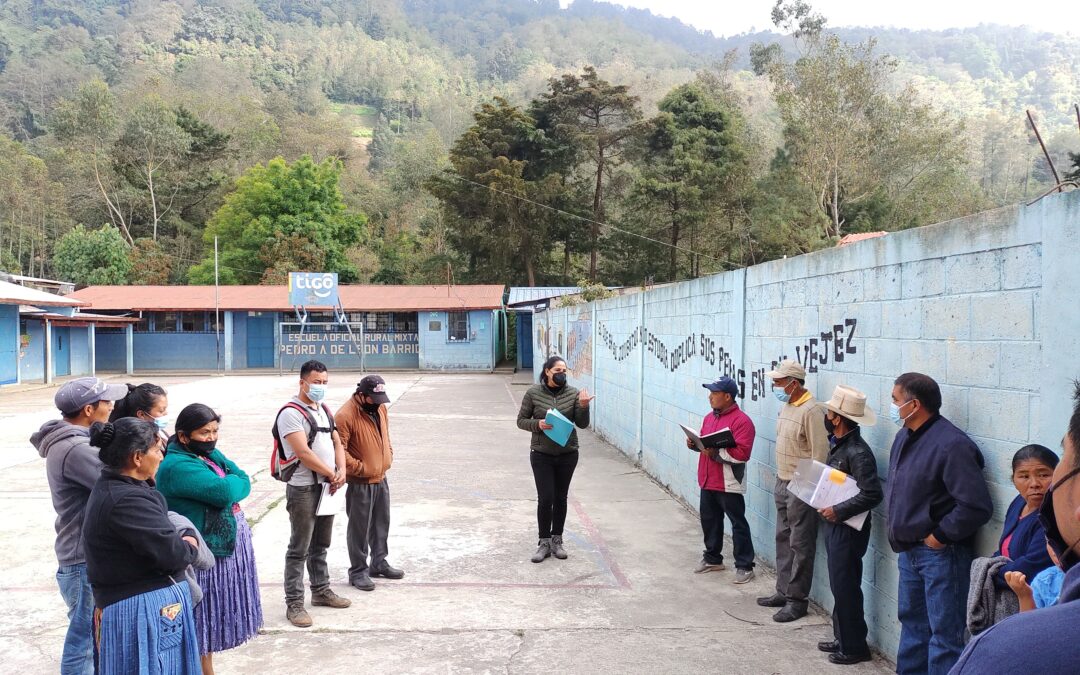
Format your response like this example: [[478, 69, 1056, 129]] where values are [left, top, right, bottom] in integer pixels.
[[96, 332, 127, 371], [68, 327, 91, 376], [419, 310, 496, 371], [535, 192, 1080, 659], [0, 305, 17, 384]]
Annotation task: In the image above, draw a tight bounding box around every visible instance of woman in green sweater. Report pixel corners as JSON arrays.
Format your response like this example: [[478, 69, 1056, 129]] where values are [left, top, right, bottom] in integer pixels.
[[155, 403, 263, 675], [516, 355, 594, 563]]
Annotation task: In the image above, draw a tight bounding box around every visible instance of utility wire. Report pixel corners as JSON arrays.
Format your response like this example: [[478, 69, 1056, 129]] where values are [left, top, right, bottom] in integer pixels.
[[447, 173, 740, 269]]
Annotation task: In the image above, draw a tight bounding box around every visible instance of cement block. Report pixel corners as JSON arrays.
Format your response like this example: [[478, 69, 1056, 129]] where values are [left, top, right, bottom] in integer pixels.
[[863, 265, 903, 301], [921, 296, 971, 340], [881, 299, 922, 340], [945, 251, 1002, 294], [966, 388, 1031, 443], [971, 291, 1034, 340], [901, 341, 947, 379], [945, 342, 1000, 387], [901, 258, 945, 298], [1002, 244, 1042, 290], [998, 342, 1041, 393]]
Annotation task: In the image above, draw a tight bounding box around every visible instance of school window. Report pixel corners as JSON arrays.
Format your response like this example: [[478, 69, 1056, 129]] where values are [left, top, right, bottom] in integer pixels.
[[155, 312, 177, 333], [393, 312, 418, 332], [180, 312, 198, 332], [447, 311, 469, 342], [135, 314, 150, 333], [207, 312, 221, 333]]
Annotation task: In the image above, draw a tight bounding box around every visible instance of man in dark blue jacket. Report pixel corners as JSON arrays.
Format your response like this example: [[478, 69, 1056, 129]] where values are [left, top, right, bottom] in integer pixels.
[[885, 373, 993, 675], [950, 382, 1080, 674]]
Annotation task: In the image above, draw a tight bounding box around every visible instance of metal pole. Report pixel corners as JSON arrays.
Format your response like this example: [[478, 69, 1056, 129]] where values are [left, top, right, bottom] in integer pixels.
[[214, 237, 221, 373], [1027, 110, 1062, 192]]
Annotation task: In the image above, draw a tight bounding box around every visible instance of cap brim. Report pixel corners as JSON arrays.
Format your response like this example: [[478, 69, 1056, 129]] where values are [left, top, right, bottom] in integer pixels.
[[101, 383, 130, 401], [764, 370, 783, 379], [369, 393, 390, 404], [702, 383, 720, 391], [826, 403, 877, 427]]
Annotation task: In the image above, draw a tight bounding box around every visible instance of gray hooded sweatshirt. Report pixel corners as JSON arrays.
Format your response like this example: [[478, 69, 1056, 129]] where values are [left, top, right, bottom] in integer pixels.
[[30, 419, 103, 566]]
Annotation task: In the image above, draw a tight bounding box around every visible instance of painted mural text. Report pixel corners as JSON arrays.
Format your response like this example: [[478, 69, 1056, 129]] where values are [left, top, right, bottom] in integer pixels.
[[281, 331, 419, 356], [596, 318, 858, 401]]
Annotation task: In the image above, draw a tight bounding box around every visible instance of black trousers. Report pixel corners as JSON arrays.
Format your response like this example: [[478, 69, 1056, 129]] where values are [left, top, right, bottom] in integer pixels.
[[825, 519, 873, 656], [700, 489, 755, 569], [530, 450, 579, 539]]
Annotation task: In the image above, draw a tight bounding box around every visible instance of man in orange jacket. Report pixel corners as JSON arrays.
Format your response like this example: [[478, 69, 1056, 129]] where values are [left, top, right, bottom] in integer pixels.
[[335, 375, 404, 591]]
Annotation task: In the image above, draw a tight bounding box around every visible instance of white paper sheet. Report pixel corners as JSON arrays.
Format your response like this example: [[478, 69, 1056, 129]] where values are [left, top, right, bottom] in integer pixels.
[[316, 482, 346, 516]]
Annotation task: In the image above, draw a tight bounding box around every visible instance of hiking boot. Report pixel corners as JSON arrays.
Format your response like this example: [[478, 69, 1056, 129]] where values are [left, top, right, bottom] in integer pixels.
[[756, 592, 786, 607], [817, 640, 841, 653], [311, 588, 352, 608], [693, 558, 726, 573], [371, 564, 405, 579], [734, 568, 755, 584], [551, 535, 568, 560], [286, 603, 312, 628], [531, 538, 551, 563], [772, 603, 808, 623], [350, 572, 375, 591]]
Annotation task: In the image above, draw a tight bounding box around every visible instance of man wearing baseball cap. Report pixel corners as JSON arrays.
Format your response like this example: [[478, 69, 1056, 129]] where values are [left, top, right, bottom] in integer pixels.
[[30, 377, 127, 674], [816, 385, 883, 666], [689, 376, 757, 584], [335, 374, 404, 592], [756, 359, 830, 622]]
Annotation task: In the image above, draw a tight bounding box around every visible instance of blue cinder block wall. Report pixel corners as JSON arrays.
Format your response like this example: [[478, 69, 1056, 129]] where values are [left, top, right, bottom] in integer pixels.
[[0, 305, 17, 384], [534, 191, 1080, 659], [419, 310, 496, 371]]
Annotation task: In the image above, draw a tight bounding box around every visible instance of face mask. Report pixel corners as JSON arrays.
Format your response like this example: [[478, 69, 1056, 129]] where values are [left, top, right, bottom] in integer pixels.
[[307, 384, 327, 402], [824, 415, 836, 435], [153, 416, 169, 432], [185, 438, 216, 457], [889, 400, 916, 426], [552, 372, 567, 387], [773, 381, 791, 403], [361, 399, 381, 414], [1039, 466, 1080, 572]]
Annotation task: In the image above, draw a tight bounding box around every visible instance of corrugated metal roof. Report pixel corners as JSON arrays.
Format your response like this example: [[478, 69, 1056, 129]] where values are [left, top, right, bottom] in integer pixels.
[[65, 285, 505, 312], [0, 280, 83, 307], [837, 232, 888, 247], [506, 287, 584, 306]]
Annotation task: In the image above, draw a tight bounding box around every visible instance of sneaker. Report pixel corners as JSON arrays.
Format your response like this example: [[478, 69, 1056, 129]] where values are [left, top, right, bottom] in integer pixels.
[[371, 564, 405, 580], [693, 558, 726, 573], [734, 568, 755, 584], [286, 603, 312, 628], [350, 572, 376, 591], [311, 589, 352, 608]]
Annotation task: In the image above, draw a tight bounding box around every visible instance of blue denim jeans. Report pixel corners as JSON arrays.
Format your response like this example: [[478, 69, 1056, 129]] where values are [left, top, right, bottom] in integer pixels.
[[56, 563, 94, 675], [896, 543, 973, 675]]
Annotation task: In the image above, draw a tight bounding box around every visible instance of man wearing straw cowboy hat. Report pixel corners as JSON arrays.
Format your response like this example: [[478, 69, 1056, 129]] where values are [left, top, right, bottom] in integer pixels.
[[816, 385, 883, 666]]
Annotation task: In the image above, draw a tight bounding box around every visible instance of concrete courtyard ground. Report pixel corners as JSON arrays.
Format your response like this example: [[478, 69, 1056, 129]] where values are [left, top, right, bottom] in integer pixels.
[[1, 373, 892, 674]]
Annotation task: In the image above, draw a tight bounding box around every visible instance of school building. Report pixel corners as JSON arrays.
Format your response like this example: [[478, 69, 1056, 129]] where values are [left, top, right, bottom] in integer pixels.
[[0, 278, 140, 386], [63, 284, 507, 373]]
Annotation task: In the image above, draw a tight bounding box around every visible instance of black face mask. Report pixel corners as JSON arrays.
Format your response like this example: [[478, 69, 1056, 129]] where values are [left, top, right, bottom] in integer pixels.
[[551, 372, 567, 387], [1039, 466, 1080, 572], [185, 438, 216, 457], [361, 400, 381, 414], [824, 415, 836, 436]]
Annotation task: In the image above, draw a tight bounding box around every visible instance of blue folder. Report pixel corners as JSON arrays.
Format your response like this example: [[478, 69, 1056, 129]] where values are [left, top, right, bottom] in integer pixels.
[[543, 408, 574, 447]]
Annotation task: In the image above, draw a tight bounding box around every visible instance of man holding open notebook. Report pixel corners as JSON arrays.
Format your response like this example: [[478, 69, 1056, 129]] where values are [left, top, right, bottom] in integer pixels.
[[688, 376, 756, 584]]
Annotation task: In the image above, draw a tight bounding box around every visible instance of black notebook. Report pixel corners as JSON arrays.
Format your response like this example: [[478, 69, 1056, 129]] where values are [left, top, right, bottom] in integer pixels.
[[679, 424, 736, 452]]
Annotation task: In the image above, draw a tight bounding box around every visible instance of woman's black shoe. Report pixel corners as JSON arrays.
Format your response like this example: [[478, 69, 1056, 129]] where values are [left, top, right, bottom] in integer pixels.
[[817, 640, 840, 653], [828, 652, 872, 665]]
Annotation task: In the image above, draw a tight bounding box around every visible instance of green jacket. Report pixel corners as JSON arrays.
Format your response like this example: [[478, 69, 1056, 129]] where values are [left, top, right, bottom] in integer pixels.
[[516, 383, 590, 455], [155, 440, 251, 557]]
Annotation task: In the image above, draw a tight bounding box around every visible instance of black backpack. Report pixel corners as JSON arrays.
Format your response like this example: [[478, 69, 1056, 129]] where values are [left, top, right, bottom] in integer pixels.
[[270, 401, 336, 482]]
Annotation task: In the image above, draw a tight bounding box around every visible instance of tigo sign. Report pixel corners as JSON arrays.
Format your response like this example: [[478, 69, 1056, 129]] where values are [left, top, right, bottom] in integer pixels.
[[289, 272, 339, 306]]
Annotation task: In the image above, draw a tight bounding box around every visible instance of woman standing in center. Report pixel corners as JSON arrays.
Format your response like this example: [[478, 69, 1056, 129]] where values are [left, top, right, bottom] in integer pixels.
[[516, 355, 594, 563], [155, 403, 263, 675]]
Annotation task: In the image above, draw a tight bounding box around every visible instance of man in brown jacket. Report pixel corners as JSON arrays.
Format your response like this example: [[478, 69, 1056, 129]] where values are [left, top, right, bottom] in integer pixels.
[[336, 374, 404, 591]]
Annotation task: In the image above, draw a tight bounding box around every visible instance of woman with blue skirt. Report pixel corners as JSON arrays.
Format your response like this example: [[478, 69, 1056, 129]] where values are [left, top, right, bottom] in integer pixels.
[[82, 418, 201, 674], [156, 403, 263, 675]]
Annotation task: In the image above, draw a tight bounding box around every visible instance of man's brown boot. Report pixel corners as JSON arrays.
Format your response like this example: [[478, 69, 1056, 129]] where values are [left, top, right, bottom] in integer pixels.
[[311, 588, 352, 608], [286, 603, 312, 628]]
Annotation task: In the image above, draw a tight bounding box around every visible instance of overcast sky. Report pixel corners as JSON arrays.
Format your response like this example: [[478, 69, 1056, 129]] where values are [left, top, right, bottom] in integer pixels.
[[562, 0, 1079, 37]]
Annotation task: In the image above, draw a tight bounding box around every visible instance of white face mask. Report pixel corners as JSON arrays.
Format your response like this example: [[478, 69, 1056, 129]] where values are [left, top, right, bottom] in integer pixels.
[[153, 415, 169, 431]]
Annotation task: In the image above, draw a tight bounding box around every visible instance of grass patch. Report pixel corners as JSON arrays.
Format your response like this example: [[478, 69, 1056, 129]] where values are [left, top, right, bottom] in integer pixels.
[[352, 127, 374, 138], [330, 102, 378, 117]]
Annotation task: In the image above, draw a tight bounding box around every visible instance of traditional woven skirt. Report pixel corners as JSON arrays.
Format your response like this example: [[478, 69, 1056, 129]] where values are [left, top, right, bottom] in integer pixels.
[[193, 512, 264, 654], [96, 580, 200, 674]]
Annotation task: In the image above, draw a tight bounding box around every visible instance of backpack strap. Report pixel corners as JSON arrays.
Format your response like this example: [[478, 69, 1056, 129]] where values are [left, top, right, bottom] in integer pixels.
[[321, 403, 337, 436], [273, 402, 319, 460]]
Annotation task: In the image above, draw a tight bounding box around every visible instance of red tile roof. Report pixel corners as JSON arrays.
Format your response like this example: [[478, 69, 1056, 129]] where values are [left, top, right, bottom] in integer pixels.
[[837, 231, 888, 247], [66, 285, 506, 312]]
